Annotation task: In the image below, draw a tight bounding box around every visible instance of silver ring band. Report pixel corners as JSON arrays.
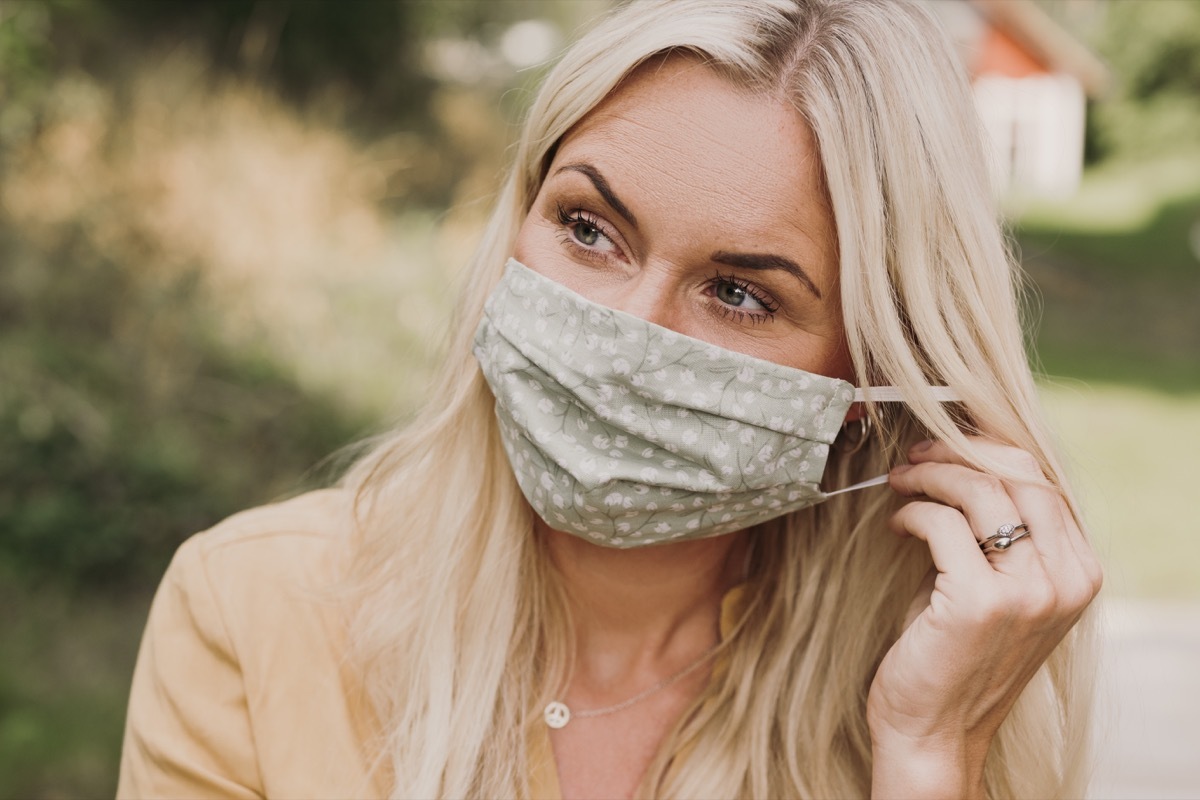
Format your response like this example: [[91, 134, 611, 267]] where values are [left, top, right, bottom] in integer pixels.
[[980, 523, 1031, 554]]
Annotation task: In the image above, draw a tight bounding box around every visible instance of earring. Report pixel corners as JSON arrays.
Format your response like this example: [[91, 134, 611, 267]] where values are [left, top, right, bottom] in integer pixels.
[[838, 415, 873, 454]]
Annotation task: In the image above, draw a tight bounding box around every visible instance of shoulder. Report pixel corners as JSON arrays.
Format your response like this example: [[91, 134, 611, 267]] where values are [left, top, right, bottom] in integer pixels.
[[165, 487, 358, 668], [172, 488, 354, 599], [120, 488, 383, 798], [184, 486, 353, 559]]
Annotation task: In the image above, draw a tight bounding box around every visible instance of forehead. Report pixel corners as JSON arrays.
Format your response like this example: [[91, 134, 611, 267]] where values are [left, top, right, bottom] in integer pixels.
[[549, 57, 834, 264]]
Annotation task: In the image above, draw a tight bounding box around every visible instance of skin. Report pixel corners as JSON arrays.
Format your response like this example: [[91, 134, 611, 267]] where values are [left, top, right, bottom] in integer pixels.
[[511, 57, 1101, 800]]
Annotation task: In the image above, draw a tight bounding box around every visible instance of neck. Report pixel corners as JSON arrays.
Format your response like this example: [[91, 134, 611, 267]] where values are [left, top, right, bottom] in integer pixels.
[[543, 522, 748, 688]]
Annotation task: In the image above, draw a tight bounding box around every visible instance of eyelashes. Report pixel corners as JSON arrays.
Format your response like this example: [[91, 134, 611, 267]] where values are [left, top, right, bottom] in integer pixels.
[[708, 271, 779, 316], [555, 203, 617, 257], [552, 202, 779, 324]]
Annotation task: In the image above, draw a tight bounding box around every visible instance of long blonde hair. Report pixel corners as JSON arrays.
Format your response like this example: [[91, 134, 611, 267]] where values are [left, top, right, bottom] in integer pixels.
[[342, 1, 1096, 796]]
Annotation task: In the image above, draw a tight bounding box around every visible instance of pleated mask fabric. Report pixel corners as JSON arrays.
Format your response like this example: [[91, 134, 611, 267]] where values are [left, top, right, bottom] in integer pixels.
[[472, 259, 890, 548]]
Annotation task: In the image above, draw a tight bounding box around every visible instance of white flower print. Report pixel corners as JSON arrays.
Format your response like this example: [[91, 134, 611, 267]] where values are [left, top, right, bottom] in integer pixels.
[[737, 366, 755, 383], [612, 357, 631, 375], [604, 492, 631, 508]]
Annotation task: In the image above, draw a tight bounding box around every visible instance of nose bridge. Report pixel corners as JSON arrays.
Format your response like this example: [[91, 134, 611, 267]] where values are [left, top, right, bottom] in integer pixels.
[[602, 263, 680, 331]]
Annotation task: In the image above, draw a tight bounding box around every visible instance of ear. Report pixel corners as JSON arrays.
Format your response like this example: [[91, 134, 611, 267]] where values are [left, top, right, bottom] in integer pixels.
[[843, 401, 866, 423]]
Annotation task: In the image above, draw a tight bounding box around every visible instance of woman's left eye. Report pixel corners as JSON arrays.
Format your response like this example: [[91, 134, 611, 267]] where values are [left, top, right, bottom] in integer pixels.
[[709, 274, 778, 319]]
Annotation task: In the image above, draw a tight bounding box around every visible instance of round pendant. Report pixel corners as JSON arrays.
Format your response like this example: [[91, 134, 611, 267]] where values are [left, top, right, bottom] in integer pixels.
[[544, 701, 571, 729]]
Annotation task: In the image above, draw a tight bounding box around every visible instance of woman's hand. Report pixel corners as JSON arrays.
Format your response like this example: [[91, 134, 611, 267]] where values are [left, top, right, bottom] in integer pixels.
[[867, 437, 1103, 799]]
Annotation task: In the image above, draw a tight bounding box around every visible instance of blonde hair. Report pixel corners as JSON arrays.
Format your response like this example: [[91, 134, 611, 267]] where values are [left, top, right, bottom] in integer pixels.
[[342, 0, 1097, 797]]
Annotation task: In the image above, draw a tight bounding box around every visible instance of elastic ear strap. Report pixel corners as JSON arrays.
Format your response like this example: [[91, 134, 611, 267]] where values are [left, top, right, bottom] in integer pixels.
[[853, 386, 959, 403], [820, 473, 889, 498]]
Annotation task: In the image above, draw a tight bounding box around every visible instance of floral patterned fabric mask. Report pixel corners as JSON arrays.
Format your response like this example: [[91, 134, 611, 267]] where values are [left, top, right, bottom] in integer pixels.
[[473, 259, 947, 548]]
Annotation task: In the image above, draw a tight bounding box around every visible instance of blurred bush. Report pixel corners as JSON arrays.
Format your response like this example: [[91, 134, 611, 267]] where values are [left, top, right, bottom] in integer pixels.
[[0, 0, 600, 595], [1085, 0, 1200, 161], [0, 223, 369, 591]]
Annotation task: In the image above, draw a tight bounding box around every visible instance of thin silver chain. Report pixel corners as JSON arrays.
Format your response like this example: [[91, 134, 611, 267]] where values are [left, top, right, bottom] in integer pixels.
[[556, 641, 723, 721]]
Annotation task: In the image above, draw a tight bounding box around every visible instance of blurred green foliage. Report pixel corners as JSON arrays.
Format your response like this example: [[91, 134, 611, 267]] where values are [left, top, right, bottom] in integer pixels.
[[1018, 157, 1200, 393], [0, 0, 584, 593], [1086, 0, 1200, 160], [0, 221, 371, 591]]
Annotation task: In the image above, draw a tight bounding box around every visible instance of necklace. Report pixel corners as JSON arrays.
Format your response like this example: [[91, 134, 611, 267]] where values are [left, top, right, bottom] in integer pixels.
[[543, 642, 722, 729]]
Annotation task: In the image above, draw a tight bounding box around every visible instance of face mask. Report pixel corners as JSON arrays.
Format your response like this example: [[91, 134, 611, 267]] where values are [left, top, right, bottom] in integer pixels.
[[473, 259, 953, 548]]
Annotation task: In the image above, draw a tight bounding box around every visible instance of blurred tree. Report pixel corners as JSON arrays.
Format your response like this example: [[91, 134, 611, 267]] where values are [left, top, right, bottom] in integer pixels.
[[1089, 0, 1200, 160]]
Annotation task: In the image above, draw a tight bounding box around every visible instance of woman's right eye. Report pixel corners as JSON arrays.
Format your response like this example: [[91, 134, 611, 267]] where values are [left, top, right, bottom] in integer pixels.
[[555, 203, 619, 258]]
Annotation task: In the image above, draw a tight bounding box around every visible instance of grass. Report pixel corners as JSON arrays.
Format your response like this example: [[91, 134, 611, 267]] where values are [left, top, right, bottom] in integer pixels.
[[1043, 381, 1200, 599], [1016, 152, 1200, 599], [1016, 154, 1200, 394], [0, 586, 147, 799]]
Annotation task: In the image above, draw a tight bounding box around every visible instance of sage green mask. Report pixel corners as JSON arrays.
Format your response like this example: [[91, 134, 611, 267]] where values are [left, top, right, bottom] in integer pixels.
[[474, 259, 901, 548]]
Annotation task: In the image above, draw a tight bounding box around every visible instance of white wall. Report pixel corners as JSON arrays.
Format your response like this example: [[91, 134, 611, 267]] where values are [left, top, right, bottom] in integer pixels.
[[973, 73, 1087, 198]]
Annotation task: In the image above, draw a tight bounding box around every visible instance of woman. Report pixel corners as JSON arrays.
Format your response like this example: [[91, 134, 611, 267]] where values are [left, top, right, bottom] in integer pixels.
[[118, 1, 1102, 798]]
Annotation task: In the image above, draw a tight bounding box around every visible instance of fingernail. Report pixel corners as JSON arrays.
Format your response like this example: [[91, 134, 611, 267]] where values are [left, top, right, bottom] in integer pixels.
[[910, 439, 932, 454]]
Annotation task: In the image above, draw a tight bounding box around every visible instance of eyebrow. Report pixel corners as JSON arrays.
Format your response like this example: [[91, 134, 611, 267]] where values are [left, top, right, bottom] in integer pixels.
[[555, 162, 640, 230], [553, 161, 822, 300], [711, 250, 823, 299]]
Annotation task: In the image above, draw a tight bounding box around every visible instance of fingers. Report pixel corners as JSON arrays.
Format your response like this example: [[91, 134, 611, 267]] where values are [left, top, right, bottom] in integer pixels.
[[899, 439, 1077, 567], [893, 437, 1102, 612], [889, 500, 994, 581], [889, 460, 1044, 575]]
